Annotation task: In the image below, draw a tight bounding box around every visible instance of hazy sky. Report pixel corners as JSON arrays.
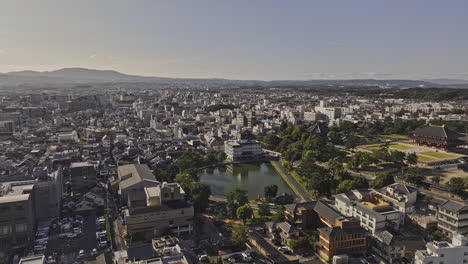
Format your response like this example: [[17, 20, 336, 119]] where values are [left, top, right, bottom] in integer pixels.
[[1, 0, 467, 80]]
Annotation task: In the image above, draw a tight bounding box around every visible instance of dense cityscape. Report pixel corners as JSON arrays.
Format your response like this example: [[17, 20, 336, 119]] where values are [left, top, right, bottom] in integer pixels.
[[0, 80, 468, 264], [2, 1, 468, 264]]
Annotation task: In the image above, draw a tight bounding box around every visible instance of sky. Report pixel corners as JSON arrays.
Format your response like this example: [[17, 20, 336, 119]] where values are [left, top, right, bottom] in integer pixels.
[[1, 0, 468, 80]]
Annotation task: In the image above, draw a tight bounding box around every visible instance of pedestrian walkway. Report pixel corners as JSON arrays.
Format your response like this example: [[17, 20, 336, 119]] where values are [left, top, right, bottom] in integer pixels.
[[270, 161, 312, 202]]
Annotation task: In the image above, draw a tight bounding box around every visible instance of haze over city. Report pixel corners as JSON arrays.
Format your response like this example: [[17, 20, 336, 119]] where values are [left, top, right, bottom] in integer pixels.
[[2, 2, 468, 264], [1, 0, 468, 80]]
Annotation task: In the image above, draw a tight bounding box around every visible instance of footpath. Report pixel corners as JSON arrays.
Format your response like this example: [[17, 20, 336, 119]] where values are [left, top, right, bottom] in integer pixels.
[[270, 161, 312, 202]]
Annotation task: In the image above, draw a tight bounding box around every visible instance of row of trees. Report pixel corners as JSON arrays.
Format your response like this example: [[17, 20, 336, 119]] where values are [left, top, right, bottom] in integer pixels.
[[154, 150, 227, 182], [347, 143, 418, 171]]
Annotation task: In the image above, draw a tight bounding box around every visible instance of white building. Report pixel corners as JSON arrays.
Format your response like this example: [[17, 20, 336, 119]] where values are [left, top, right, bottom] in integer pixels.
[[414, 233, 468, 264], [224, 139, 262, 162], [335, 190, 402, 235], [315, 100, 342, 121], [375, 183, 418, 214]]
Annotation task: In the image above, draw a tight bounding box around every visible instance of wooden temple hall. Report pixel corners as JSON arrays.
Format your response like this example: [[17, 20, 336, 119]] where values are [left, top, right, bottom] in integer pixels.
[[411, 125, 468, 150]]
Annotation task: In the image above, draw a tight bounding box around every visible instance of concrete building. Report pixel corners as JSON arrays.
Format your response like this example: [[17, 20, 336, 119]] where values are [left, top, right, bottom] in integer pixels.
[[123, 182, 194, 242], [0, 121, 15, 135], [69, 162, 97, 193], [375, 183, 418, 213], [372, 230, 425, 264], [317, 217, 367, 262], [414, 233, 468, 264], [315, 101, 342, 121], [114, 164, 160, 201], [33, 167, 63, 220], [436, 199, 468, 238], [0, 181, 35, 253], [18, 255, 46, 264], [224, 139, 262, 161], [335, 190, 402, 235]]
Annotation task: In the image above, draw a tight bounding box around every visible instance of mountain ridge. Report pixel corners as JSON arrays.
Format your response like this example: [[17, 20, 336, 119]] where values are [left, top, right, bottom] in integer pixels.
[[1, 67, 468, 87]]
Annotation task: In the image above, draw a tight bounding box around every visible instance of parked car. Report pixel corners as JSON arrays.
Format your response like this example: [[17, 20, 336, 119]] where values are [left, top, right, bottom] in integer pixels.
[[198, 255, 209, 262]]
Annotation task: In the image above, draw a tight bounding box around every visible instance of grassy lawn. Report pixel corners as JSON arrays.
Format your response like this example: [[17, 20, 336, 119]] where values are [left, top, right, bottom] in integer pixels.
[[381, 134, 409, 140], [416, 154, 436, 162], [367, 144, 414, 151], [389, 144, 415, 150], [419, 151, 458, 159]]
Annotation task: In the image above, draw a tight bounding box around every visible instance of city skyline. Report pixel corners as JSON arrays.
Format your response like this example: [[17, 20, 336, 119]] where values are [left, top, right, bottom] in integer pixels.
[[1, 0, 468, 80]]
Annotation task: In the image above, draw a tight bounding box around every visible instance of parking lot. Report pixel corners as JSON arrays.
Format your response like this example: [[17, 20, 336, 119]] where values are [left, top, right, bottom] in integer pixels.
[[45, 215, 100, 263]]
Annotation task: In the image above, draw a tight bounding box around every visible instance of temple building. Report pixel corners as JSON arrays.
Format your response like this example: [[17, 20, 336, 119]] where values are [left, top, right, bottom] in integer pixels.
[[411, 125, 467, 150]]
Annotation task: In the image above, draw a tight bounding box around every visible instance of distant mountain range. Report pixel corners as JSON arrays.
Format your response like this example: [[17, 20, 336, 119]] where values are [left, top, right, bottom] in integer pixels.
[[1, 67, 468, 87]]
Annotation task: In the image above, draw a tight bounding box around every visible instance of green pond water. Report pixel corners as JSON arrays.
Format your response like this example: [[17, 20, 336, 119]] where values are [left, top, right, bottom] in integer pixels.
[[199, 162, 295, 200]]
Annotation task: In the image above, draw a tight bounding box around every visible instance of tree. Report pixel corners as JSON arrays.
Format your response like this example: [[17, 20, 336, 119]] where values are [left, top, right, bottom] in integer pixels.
[[191, 182, 211, 212], [446, 177, 466, 197], [175, 173, 196, 192], [335, 180, 355, 194], [345, 135, 360, 152], [216, 152, 227, 163], [231, 224, 248, 249], [236, 205, 253, 224], [297, 161, 332, 194], [226, 188, 249, 217], [288, 238, 307, 251], [403, 168, 424, 187], [390, 151, 406, 169], [264, 134, 281, 150], [327, 157, 344, 176], [372, 172, 394, 188], [214, 214, 225, 227], [335, 178, 369, 194], [272, 205, 285, 222], [258, 200, 270, 217], [406, 153, 418, 166], [431, 229, 450, 242], [431, 175, 441, 184], [263, 184, 278, 200]]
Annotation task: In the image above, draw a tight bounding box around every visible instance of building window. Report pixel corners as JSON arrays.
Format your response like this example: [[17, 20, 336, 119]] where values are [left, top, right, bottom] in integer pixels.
[[0, 225, 12, 235], [181, 210, 184, 215], [169, 220, 174, 225], [16, 223, 27, 232]]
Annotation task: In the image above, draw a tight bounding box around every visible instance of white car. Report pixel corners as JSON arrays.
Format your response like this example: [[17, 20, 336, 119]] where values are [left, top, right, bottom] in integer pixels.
[[67, 233, 77, 238]]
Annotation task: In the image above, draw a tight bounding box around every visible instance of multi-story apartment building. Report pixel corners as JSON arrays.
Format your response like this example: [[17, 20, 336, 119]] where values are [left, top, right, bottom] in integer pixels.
[[224, 139, 262, 161], [0, 181, 35, 253], [374, 183, 418, 214], [436, 199, 468, 238], [317, 217, 367, 262], [335, 190, 402, 235], [414, 233, 468, 264], [123, 182, 194, 242]]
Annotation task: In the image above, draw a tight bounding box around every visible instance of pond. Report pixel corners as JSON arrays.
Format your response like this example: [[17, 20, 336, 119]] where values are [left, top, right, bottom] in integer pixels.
[[199, 162, 295, 200]]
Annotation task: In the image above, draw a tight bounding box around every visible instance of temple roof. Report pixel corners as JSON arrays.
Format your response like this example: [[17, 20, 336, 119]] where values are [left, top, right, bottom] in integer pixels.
[[412, 125, 465, 140]]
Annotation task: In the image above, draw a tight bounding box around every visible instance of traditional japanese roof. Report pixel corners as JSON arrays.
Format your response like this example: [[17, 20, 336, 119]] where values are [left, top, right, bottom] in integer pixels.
[[440, 199, 468, 213], [306, 122, 329, 136], [318, 226, 366, 237], [412, 125, 464, 140], [314, 201, 342, 223]]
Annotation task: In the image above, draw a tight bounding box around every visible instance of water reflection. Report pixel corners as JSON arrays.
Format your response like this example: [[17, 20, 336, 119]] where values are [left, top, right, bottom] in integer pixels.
[[200, 162, 295, 200]]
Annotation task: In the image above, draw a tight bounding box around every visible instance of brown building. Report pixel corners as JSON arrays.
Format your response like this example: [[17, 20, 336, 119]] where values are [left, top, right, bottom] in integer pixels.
[[317, 217, 367, 262], [123, 182, 194, 243], [284, 200, 342, 230], [411, 125, 466, 150]]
